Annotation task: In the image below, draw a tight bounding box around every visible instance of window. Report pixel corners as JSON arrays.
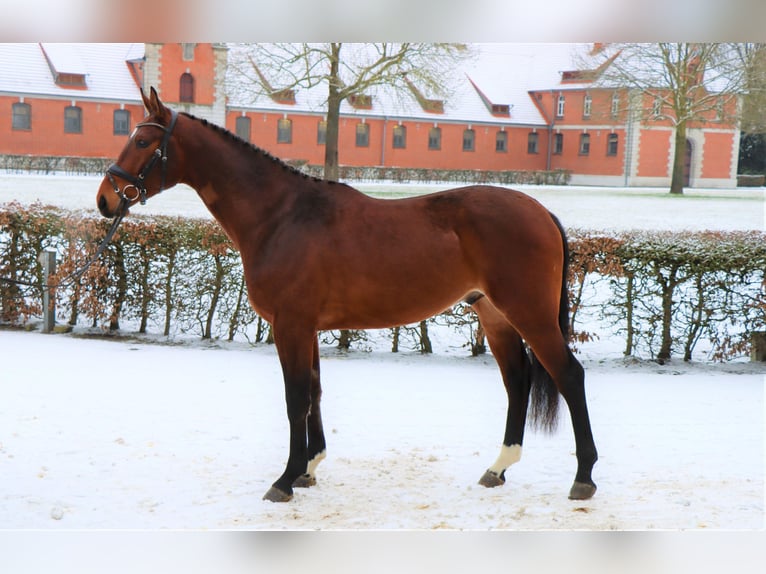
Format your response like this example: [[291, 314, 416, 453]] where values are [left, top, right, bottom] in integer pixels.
[[611, 91, 620, 118], [495, 131, 508, 152], [579, 133, 590, 155], [392, 124, 406, 149], [553, 133, 563, 155], [652, 97, 662, 118], [113, 109, 130, 135], [180, 73, 194, 103], [277, 118, 292, 143], [428, 126, 441, 150], [182, 43, 196, 61], [583, 93, 592, 118], [317, 120, 327, 145], [355, 122, 369, 147], [607, 133, 619, 156], [556, 94, 565, 118], [527, 132, 538, 154], [235, 115, 251, 141], [64, 106, 82, 134], [12, 102, 31, 130], [715, 100, 725, 122], [462, 128, 475, 152]]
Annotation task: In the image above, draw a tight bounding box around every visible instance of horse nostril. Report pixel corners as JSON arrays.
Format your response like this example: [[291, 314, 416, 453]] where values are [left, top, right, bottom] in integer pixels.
[[98, 194, 110, 217]]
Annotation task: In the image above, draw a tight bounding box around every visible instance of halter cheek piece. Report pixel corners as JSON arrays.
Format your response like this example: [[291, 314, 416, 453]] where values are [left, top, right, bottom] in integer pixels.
[[106, 109, 178, 205]]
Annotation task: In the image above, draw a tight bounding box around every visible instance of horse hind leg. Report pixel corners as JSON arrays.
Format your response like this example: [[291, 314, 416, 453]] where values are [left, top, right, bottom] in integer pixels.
[[293, 335, 327, 488], [525, 330, 598, 500], [471, 298, 532, 489]]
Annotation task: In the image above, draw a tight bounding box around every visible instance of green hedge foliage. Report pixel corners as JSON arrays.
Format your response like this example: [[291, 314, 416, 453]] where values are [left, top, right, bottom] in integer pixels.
[[2, 203, 764, 362]]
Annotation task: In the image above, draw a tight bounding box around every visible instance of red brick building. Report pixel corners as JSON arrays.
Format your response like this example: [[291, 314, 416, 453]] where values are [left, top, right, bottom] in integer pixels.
[[0, 43, 740, 188]]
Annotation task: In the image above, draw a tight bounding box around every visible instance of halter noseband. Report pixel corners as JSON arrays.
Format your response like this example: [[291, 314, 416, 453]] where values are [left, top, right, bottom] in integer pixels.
[[106, 109, 178, 205]]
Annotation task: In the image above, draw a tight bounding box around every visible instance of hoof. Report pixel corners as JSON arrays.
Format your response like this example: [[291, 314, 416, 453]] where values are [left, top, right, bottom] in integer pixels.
[[478, 470, 505, 488], [263, 486, 293, 503], [292, 474, 316, 488], [568, 481, 597, 500]]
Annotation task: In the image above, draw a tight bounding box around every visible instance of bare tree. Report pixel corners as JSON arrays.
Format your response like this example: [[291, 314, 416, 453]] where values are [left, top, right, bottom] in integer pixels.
[[228, 43, 472, 181], [590, 43, 744, 195], [729, 43, 766, 135], [729, 44, 766, 177]]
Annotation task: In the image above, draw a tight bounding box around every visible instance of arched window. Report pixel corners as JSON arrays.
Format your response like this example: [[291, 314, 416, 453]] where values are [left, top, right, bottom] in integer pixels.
[[317, 120, 327, 145], [392, 124, 406, 149], [428, 126, 441, 150], [527, 132, 539, 154], [579, 133, 591, 155], [611, 91, 620, 118], [64, 106, 82, 134], [462, 128, 475, 152], [235, 116, 251, 141], [12, 102, 31, 130], [583, 93, 592, 118], [277, 118, 292, 143], [553, 133, 564, 155], [495, 131, 508, 152], [606, 133, 619, 156], [355, 122, 370, 147], [113, 109, 130, 135], [180, 73, 195, 103]]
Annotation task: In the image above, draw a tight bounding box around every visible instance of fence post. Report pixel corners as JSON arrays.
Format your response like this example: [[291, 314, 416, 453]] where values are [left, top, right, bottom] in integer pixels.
[[38, 250, 56, 333]]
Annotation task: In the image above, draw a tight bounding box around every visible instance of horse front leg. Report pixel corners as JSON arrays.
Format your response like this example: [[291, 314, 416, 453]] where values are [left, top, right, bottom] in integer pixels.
[[263, 323, 316, 503], [292, 335, 327, 488]]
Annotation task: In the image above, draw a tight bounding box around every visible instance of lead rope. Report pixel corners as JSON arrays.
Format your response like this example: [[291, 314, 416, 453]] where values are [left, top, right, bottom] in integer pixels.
[[0, 196, 128, 294]]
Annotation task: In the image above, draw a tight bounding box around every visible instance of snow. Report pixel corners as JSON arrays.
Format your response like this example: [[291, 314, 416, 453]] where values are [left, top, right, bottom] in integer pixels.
[[1, 173, 764, 531], [1, 331, 762, 530]]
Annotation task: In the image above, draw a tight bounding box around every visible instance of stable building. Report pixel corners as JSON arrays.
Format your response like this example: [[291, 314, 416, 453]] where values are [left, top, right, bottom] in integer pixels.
[[0, 42, 740, 188]]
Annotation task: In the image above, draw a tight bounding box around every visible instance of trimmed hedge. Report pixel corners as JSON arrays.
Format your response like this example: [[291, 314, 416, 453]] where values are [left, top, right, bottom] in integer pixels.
[[2, 203, 764, 362]]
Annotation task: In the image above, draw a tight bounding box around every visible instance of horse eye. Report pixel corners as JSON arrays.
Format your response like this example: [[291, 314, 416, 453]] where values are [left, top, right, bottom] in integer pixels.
[[136, 139, 149, 149]]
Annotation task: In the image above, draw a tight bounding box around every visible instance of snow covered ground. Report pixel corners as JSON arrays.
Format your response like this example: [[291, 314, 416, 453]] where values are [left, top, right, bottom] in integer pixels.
[[1, 330, 763, 530], [1, 173, 764, 531]]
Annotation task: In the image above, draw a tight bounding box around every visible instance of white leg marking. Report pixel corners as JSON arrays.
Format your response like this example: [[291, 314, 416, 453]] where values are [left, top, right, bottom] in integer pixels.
[[488, 444, 522, 475], [305, 449, 327, 477]]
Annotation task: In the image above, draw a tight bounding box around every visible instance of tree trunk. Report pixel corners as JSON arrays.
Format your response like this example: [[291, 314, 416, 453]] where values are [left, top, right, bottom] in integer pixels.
[[419, 320, 433, 354], [623, 272, 635, 357], [669, 122, 687, 195], [324, 43, 342, 183], [391, 326, 400, 353], [656, 265, 679, 363], [163, 251, 176, 337]]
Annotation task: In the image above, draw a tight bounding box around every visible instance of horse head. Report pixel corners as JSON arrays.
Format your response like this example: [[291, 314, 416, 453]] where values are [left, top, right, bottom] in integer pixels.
[[96, 87, 181, 217]]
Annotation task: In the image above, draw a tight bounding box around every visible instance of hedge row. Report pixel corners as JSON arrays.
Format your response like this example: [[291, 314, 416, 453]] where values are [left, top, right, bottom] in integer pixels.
[[1, 154, 572, 187], [296, 163, 572, 186], [0, 155, 112, 176], [2, 203, 764, 362]]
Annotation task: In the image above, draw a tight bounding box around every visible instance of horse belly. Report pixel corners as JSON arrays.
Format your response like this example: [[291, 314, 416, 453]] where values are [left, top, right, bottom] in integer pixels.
[[318, 240, 474, 330]]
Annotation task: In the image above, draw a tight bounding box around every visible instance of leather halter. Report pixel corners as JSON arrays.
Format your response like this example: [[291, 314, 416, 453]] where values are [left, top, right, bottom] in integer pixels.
[[106, 109, 178, 205]]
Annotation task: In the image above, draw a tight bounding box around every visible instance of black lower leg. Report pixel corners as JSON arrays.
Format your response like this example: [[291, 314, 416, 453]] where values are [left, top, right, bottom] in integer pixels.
[[561, 353, 598, 499]]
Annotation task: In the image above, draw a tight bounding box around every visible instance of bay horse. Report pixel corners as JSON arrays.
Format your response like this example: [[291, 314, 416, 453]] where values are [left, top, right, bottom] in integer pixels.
[[97, 88, 597, 503]]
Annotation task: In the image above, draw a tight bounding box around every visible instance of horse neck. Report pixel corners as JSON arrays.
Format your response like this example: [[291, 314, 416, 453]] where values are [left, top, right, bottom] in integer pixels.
[[176, 115, 304, 243]]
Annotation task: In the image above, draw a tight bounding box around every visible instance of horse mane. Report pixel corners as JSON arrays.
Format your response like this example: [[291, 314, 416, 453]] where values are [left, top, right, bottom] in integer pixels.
[[179, 112, 332, 185]]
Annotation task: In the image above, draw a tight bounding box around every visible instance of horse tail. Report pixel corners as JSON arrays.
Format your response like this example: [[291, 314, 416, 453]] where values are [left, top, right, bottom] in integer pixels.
[[527, 211, 570, 433]]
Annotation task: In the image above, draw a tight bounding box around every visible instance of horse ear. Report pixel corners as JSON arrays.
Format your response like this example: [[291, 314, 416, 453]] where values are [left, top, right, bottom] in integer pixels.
[[140, 87, 152, 112], [140, 87, 168, 118]]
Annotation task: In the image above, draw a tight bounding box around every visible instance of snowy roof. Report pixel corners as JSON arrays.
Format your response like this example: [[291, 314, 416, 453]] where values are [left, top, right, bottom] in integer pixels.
[[225, 43, 589, 127], [0, 42, 593, 124], [0, 43, 143, 102]]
